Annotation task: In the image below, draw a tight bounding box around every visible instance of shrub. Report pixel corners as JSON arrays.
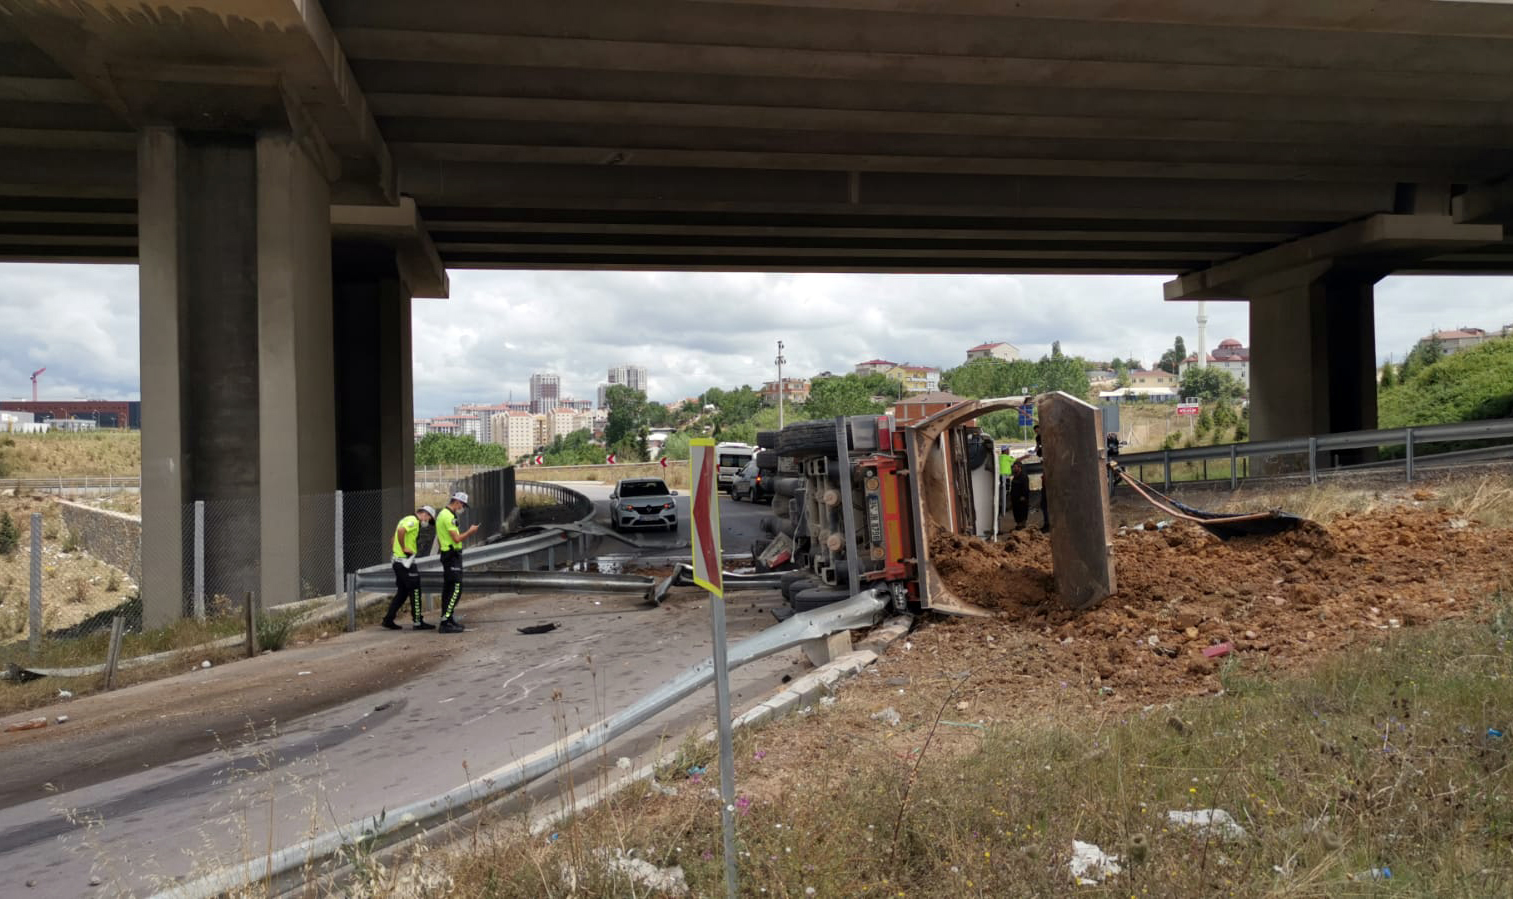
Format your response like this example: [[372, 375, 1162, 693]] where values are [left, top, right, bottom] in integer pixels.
[[256, 609, 299, 651], [0, 513, 18, 556], [68, 577, 90, 604]]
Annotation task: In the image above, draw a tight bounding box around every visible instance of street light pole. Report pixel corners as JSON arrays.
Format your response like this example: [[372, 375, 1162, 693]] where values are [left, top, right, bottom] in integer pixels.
[[774, 340, 787, 431]]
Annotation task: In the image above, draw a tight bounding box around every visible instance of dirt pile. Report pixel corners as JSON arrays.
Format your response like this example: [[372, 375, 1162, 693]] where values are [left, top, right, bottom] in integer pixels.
[[921, 507, 1511, 706]]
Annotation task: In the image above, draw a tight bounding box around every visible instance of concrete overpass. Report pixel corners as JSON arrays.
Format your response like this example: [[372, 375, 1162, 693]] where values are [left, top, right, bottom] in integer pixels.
[[1, 0, 1510, 623]]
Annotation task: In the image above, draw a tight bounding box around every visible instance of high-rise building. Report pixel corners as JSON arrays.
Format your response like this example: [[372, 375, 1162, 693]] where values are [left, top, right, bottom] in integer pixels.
[[601, 364, 648, 407], [492, 411, 540, 461], [529, 372, 561, 414]]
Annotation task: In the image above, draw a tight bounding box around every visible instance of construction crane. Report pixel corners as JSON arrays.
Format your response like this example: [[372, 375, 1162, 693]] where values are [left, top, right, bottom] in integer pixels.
[[30, 367, 45, 402]]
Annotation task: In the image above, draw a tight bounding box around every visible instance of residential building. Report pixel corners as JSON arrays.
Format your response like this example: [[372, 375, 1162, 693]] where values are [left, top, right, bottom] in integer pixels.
[[1423, 326, 1511, 355], [1128, 368, 1180, 389], [965, 341, 1021, 363], [455, 402, 510, 443], [760, 377, 811, 406], [426, 414, 481, 440], [549, 409, 595, 442], [600, 364, 648, 407], [854, 359, 897, 375], [884, 364, 941, 394], [529, 372, 561, 413], [1179, 338, 1251, 388]]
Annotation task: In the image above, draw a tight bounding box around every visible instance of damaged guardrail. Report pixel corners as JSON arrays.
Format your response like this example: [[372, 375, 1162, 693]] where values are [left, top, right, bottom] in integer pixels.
[[153, 589, 889, 899]]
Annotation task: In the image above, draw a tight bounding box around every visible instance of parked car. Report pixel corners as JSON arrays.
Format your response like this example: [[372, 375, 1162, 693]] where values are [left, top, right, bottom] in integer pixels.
[[731, 460, 772, 503], [609, 477, 680, 531]]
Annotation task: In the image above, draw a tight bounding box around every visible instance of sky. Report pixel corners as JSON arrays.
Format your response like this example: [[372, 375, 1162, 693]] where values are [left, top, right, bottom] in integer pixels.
[[0, 264, 1509, 419]]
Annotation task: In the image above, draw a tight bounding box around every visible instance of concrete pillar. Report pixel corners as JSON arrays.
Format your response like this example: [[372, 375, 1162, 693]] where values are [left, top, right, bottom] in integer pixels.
[[332, 242, 417, 572], [1249, 272, 1380, 466], [136, 129, 335, 627]]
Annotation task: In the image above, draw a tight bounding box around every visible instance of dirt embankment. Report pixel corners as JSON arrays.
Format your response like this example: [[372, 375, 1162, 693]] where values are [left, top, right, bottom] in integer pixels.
[[925, 507, 1510, 707]]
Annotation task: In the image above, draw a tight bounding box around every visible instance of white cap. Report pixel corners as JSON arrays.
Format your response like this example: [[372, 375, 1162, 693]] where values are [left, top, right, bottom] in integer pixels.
[[419, 505, 437, 520], [450, 491, 469, 507]]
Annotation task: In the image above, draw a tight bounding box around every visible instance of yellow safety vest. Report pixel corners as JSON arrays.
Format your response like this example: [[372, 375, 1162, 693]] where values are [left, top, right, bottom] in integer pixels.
[[391, 515, 420, 559], [437, 507, 462, 552]]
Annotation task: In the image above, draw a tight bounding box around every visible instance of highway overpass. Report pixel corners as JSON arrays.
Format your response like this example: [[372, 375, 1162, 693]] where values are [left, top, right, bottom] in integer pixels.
[[0, 0, 1509, 623]]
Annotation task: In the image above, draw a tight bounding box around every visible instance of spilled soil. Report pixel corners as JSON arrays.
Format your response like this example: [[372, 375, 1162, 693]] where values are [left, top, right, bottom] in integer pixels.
[[918, 506, 1512, 710]]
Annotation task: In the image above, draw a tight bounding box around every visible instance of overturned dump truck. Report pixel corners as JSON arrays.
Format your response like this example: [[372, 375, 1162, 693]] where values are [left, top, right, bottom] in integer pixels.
[[766, 392, 1118, 617]]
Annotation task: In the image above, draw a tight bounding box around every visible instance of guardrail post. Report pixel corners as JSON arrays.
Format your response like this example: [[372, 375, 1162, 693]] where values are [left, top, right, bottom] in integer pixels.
[[1162, 450, 1172, 491], [1405, 428, 1416, 483], [1308, 436, 1318, 485], [546, 546, 555, 570], [193, 499, 206, 619], [333, 490, 344, 602], [29, 513, 42, 655], [1229, 444, 1239, 490], [345, 573, 357, 633]]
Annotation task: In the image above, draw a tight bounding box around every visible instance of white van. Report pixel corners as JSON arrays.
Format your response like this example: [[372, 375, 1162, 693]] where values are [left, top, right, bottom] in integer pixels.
[[715, 442, 756, 492]]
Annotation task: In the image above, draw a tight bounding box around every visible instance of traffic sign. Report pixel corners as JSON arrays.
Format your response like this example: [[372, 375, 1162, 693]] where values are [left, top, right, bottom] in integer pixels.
[[689, 439, 723, 597], [532, 454, 543, 465], [659, 456, 669, 468], [1176, 404, 1201, 416], [1017, 404, 1035, 426], [605, 452, 617, 464]]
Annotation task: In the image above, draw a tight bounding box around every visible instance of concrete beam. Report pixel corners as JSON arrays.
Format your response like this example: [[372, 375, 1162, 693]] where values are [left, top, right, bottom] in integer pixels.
[[331, 197, 449, 298], [1458, 176, 1513, 225], [0, 0, 395, 203], [1164, 213, 1504, 300]]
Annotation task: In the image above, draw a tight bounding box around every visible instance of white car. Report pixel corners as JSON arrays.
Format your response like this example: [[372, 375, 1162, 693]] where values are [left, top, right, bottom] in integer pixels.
[[609, 478, 679, 531]]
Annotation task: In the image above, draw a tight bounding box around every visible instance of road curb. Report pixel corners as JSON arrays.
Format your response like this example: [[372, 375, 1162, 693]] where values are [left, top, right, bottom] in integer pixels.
[[531, 613, 914, 833]]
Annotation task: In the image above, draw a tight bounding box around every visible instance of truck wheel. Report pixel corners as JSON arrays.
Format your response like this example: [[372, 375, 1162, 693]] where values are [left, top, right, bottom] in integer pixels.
[[772, 476, 802, 498], [777, 421, 847, 458], [756, 430, 780, 450], [781, 572, 816, 601], [755, 450, 778, 470]]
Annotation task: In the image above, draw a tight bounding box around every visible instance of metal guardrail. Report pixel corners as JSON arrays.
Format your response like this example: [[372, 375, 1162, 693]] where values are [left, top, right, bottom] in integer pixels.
[[0, 476, 141, 491], [518, 479, 596, 525], [1117, 419, 1513, 490]]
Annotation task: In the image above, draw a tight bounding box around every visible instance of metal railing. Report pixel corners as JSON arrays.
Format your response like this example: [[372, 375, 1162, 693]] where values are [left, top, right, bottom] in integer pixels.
[[518, 479, 596, 525], [1117, 419, 1513, 490]]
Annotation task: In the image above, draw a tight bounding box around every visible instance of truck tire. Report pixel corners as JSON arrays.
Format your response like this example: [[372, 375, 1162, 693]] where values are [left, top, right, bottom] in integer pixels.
[[771, 494, 790, 519], [793, 585, 854, 612], [755, 450, 778, 470], [777, 420, 846, 458], [780, 572, 813, 602], [756, 430, 780, 450]]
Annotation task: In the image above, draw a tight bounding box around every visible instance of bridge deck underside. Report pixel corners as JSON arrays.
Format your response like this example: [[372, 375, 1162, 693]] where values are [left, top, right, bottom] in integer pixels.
[[3, 0, 1512, 273]]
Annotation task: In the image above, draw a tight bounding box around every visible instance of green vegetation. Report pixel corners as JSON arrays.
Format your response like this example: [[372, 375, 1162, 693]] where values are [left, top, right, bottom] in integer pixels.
[[1380, 337, 1513, 427], [0, 512, 17, 556], [1156, 334, 1187, 374], [937, 346, 1092, 438], [533, 429, 605, 466], [1178, 366, 1245, 404], [414, 433, 512, 467], [418, 595, 1513, 898]]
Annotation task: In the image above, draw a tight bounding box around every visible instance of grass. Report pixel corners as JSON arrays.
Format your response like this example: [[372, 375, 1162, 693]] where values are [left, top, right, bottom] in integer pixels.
[[516, 462, 692, 490], [0, 430, 141, 478], [365, 595, 1513, 898]]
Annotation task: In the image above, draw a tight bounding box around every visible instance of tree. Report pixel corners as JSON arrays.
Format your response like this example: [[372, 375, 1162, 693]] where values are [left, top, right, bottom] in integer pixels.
[[803, 374, 887, 419], [538, 429, 603, 466], [1378, 360, 1397, 390], [1380, 337, 1513, 427], [1179, 366, 1244, 404], [1035, 353, 1091, 400], [1108, 356, 1124, 372], [1158, 336, 1188, 374], [604, 385, 650, 458], [1399, 336, 1444, 382], [414, 433, 512, 467], [856, 372, 905, 401], [1051, 340, 1064, 359], [0, 512, 17, 556], [659, 432, 692, 462], [941, 358, 1039, 398]]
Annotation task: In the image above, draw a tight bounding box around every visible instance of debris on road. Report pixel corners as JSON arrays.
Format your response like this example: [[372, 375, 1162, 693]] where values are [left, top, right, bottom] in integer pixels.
[[871, 706, 902, 727], [1069, 839, 1122, 884], [518, 623, 559, 635], [1166, 808, 1249, 842], [1201, 642, 1234, 659], [5, 717, 48, 732]]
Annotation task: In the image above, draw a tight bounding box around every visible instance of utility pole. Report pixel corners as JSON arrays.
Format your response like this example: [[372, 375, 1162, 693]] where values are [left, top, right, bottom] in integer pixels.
[[774, 340, 787, 431]]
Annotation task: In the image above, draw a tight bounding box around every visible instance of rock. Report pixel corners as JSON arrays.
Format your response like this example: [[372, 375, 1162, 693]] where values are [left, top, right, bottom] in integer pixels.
[[872, 707, 902, 727], [1184, 627, 1200, 640]]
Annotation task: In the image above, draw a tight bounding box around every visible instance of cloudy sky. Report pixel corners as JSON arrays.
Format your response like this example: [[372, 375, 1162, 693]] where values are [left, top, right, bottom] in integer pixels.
[[1, 264, 1509, 419]]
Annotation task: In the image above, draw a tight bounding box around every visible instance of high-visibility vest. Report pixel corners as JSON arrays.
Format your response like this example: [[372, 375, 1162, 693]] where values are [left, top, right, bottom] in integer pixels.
[[392, 515, 420, 559], [437, 507, 462, 552]]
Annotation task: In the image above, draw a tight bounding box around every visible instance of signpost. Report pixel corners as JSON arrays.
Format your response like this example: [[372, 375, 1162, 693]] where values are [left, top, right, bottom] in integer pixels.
[[689, 439, 738, 897]]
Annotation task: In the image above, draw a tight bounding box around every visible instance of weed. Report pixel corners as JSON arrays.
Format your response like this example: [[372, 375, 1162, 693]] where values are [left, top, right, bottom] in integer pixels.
[[0, 512, 18, 555], [105, 570, 120, 593], [61, 530, 79, 554], [67, 576, 90, 604], [255, 609, 299, 652]]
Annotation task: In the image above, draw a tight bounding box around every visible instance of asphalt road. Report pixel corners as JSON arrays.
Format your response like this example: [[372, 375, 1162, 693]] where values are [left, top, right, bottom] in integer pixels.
[[572, 480, 775, 560], [0, 489, 795, 897]]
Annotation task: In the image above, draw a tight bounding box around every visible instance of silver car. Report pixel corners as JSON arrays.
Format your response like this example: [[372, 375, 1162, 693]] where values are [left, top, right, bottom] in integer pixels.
[[609, 478, 680, 531]]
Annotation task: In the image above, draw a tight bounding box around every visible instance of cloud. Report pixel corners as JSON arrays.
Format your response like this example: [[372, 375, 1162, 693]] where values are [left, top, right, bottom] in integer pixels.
[[1, 264, 1509, 419]]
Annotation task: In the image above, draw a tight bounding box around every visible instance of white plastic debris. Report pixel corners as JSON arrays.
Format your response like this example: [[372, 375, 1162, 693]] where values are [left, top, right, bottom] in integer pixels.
[[872, 706, 902, 727], [616, 756, 633, 770], [819, 695, 837, 707], [1069, 840, 1122, 884], [55, 715, 69, 724], [200, 660, 211, 669], [1166, 809, 1249, 842], [603, 852, 688, 895], [57, 690, 73, 700], [298, 671, 313, 676]]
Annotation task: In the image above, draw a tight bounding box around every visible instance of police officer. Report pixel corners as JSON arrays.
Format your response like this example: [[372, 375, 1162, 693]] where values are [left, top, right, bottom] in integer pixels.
[[436, 492, 480, 633], [382, 505, 436, 630]]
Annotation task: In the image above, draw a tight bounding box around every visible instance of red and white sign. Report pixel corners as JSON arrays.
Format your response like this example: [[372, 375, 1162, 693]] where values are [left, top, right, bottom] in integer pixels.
[[1176, 404, 1201, 416], [605, 453, 617, 464], [533, 455, 544, 465], [689, 438, 724, 597], [659, 456, 669, 468]]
